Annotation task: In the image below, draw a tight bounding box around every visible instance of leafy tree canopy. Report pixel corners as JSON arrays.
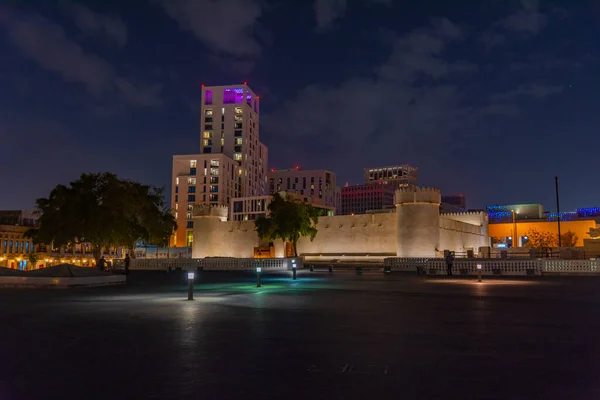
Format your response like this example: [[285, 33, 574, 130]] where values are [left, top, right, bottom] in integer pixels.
[[255, 193, 320, 257], [26, 173, 177, 262], [559, 231, 579, 247], [525, 227, 556, 249]]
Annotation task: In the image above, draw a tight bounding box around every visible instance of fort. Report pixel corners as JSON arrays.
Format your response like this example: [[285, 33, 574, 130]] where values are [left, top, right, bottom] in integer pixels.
[[192, 187, 489, 260]]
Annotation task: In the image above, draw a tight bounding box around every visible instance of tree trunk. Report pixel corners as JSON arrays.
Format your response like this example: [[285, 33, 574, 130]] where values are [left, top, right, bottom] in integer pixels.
[[292, 239, 298, 257], [92, 245, 102, 266]]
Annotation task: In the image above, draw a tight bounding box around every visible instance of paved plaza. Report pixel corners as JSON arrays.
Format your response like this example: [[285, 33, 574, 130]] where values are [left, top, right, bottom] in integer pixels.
[[1, 270, 600, 399]]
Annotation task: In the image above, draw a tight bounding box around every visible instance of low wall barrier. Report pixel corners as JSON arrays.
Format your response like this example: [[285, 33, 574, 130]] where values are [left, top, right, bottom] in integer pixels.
[[130, 257, 302, 271], [130, 258, 198, 270], [384, 257, 542, 275], [542, 259, 600, 273]]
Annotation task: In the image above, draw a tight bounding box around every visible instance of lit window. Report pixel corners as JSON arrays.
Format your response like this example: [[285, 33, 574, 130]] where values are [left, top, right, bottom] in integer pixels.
[[210, 168, 219, 176], [235, 138, 243, 145], [221, 138, 225, 145], [175, 177, 179, 185], [175, 203, 178, 210], [187, 204, 193, 211], [234, 153, 242, 161], [235, 107, 243, 114], [234, 115, 243, 122], [210, 160, 220, 167], [186, 212, 192, 219], [203, 139, 211, 146], [185, 231, 193, 247], [205, 109, 213, 116], [203, 131, 212, 138], [175, 212, 178, 219], [187, 178, 196, 185], [190, 160, 197, 168], [204, 90, 213, 105]]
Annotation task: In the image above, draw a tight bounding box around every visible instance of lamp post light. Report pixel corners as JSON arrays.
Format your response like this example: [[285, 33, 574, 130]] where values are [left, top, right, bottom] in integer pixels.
[[187, 271, 195, 300], [476, 264, 483, 282], [292, 259, 297, 280], [256, 266, 262, 287]]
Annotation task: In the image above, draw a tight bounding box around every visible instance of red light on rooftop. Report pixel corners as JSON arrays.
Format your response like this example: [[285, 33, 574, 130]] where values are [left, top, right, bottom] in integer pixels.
[[201, 84, 205, 88], [257, 96, 260, 99], [295, 166, 299, 169], [271, 168, 274, 172], [244, 81, 247, 85]]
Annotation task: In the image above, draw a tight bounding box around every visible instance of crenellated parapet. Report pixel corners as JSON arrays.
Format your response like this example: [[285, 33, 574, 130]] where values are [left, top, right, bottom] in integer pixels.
[[395, 186, 441, 206], [193, 204, 228, 220]]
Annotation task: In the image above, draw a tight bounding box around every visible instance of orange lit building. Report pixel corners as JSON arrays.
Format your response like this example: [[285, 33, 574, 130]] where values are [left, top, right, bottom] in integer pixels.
[[488, 219, 596, 247]]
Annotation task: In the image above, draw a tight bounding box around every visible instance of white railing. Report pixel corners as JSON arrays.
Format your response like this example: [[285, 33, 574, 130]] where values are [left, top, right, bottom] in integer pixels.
[[130, 257, 302, 271], [384, 257, 541, 275], [383, 257, 429, 271], [130, 258, 198, 270], [199, 257, 301, 271], [542, 259, 600, 273]]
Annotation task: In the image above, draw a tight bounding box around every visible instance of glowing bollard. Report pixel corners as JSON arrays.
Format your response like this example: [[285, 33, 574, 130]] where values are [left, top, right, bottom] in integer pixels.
[[187, 271, 195, 300], [477, 264, 483, 282], [292, 259, 297, 280], [256, 266, 262, 287]]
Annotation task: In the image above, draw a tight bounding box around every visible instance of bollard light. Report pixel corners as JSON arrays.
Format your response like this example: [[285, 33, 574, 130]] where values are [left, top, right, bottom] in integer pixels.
[[476, 264, 483, 282], [187, 270, 195, 300], [292, 260, 297, 280], [256, 266, 262, 287]]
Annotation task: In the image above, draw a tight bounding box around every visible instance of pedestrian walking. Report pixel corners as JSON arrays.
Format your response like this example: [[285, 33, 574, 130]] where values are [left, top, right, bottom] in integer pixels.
[[98, 256, 106, 272], [124, 253, 130, 275], [445, 252, 454, 276]]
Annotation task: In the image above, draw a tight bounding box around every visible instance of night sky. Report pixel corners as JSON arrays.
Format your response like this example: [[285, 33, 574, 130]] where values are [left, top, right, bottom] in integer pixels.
[[1, 0, 599, 212]]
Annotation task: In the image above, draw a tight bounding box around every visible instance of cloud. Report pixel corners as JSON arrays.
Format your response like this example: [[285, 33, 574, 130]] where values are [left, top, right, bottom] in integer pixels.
[[159, 0, 262, 56], [480, 0, 547, 48], [491, 84, 564, 102], [502, 0, 547, 34], [64, 2, 128, 46], [314, 0, 392, 31], [263, 18, 476, 171], [1, 12, 162, 107], [314, 0, 346, 30]]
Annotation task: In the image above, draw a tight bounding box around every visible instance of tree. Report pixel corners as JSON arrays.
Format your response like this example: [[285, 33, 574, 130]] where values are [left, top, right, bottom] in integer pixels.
[[28, 253, 37, 271], [560, 231, 579, 247], [254, 193, 320, 257], [525, 227, 556, 249], [25, 173, 177, 264]]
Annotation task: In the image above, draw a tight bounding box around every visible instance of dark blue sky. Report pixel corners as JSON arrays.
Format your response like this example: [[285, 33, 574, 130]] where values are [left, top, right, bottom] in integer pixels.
[[1, 0, 599, 212]]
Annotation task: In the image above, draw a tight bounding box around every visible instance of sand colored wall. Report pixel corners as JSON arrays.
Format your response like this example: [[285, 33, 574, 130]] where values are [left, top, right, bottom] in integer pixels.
[[439, 217, 488, 254], [296, 213, 397, 254], [192, 187, 489, 259]]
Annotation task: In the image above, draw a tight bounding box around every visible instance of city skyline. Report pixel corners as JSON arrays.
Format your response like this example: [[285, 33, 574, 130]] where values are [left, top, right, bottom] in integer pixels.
[[1, 1, 600, 211]]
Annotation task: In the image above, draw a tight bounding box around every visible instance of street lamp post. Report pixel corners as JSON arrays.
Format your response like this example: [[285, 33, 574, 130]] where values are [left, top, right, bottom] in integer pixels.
[[511, 210, 518, 248], [187, 271, 195, 300], [292, 259, 297, 280], [256, 266, 262, 287], [477, 264, 483, 282]]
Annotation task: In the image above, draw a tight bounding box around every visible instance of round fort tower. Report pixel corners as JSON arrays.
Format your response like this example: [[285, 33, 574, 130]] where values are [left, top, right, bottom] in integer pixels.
[[395, 186, 441, 258], [191, 204, 228, 258]]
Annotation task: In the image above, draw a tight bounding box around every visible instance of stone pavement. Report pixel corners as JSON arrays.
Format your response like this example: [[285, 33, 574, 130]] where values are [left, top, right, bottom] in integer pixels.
[[1, 271, 599, 399]]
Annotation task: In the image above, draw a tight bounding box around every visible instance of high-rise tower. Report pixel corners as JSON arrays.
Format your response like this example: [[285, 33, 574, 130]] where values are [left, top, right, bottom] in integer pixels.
[[171, 83, 268, 247], [200, 84, 268, 197]]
